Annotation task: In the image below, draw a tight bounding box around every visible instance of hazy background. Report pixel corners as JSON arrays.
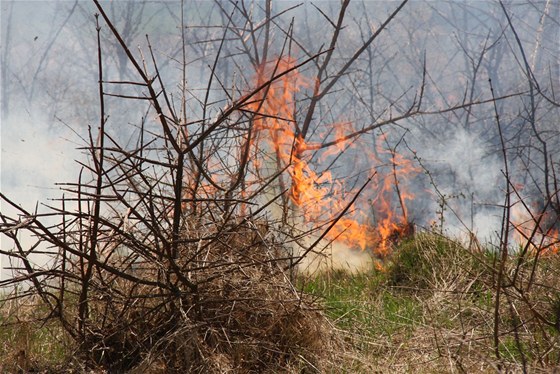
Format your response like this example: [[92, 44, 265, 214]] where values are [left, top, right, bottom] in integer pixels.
[[1, 0, 559, 281]]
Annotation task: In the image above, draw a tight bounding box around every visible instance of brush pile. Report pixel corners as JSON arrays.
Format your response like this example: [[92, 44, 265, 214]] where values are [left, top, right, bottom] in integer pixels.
[[87, 222, 335, 373], [0, 211, 340, 373]]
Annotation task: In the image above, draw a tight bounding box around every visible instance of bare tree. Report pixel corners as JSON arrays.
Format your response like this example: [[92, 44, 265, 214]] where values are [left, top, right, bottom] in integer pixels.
[[2, 1, 558, 371]]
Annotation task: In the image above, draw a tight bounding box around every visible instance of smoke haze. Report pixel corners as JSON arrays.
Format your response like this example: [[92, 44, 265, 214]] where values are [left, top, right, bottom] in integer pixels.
[[1, 0, 559, 277]]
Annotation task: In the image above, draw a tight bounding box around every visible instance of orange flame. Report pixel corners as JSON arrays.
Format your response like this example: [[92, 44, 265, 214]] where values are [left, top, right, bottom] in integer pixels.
[[248, 57, 417, 256], [511, 199, 559, 255], [371, 133, 419, 254]]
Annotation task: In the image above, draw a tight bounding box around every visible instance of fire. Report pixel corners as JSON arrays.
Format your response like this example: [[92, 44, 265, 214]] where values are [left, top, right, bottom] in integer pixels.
[[511, 198, 559, 255], [369, 133, 419, 255], [247, 57, 417, 256]]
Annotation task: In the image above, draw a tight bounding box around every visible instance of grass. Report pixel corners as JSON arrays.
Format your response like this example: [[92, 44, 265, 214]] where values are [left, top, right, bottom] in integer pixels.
[[300, 232, 560, 372], [301, 270, 420, 338], [0, 296, 73, 373], [2, 231, 560, 372]]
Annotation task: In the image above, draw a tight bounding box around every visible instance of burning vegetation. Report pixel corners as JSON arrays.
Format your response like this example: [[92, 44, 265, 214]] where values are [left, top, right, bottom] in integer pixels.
[[512, 197, 560, 255], [247, 56, 418, 265], [1, 0, 559, 372]]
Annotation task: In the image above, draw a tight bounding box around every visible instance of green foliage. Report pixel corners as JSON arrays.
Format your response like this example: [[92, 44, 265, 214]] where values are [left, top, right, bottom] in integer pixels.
[[386, 233, 475, 290], [300, 231, 560, 372], [301, 265, 422, 338]]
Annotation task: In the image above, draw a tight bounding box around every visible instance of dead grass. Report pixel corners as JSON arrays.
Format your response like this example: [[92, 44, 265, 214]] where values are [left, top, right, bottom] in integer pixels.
[[302, 232, 560, 373], [2, 231, 560, 372], [1, 220, 345, 373], [128, 233, 340, 373]]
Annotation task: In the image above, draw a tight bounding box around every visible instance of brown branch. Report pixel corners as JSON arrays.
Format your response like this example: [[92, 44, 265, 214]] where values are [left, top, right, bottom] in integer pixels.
[[288, 172, 375, 269]]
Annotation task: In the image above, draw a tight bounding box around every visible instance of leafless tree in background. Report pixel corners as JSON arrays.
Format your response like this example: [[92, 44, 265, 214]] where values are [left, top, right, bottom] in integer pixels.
[[1, 0, 559, 371]]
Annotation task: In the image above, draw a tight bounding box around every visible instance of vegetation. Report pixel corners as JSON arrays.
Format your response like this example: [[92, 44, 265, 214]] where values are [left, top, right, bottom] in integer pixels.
[[1, 1, 559, 372], [302, 233, 560, 372], [2, 232, 559, 372]]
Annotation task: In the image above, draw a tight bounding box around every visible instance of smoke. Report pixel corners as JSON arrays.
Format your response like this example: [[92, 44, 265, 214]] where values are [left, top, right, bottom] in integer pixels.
[[1, 112, 80, 283], [1, 0, 559, 279], [409, 125, 505, 237], [292, 237, 374, 275]]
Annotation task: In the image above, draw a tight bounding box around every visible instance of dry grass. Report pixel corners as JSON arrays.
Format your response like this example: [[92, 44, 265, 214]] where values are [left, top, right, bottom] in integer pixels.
[[0, 294, 75, 372], [1, 220, 345, 373], [302, 232, 560, 373], [128, 229, 340, 373], [2, 231, 560, 372]]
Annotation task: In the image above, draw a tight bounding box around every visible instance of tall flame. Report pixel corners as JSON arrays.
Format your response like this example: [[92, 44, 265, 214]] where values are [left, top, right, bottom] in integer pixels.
[[248, 57, 417, 256], [511, 198, 559, 255]]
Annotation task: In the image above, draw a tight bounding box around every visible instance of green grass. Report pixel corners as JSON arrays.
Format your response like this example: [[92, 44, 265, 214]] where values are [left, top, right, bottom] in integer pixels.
[[302, 269, 421, 338], [298, 232, 560, 372], [3, 232, 560, 372], [0, 297, 71, 372]]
